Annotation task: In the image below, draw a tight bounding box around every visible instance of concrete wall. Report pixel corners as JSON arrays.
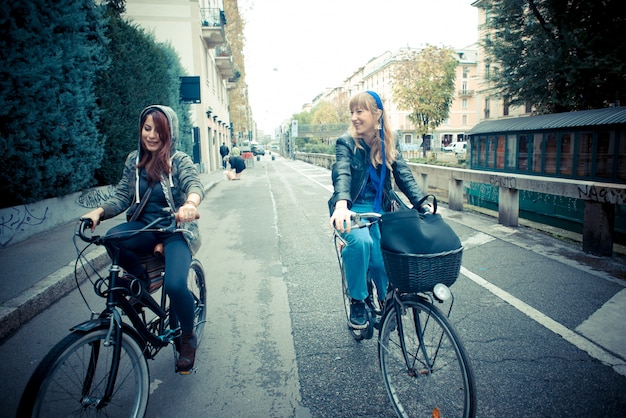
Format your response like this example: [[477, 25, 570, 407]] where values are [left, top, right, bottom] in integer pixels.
[[0, 185, 115, 248], [298, 152, 626, 256]]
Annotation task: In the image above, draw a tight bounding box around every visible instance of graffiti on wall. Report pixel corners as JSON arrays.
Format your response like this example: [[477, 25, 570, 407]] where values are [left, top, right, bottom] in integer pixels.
[[577, 185, 626, 205], [0, 185, 116, 247], [0, 205, 48, 247], [489, 175, 517, 189], [76, 185, 116, 208]]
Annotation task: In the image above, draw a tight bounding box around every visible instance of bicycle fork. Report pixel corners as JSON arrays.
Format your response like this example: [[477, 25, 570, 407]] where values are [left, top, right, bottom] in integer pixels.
[[393, 294, 433, 378], [82, 310, 124, 410]]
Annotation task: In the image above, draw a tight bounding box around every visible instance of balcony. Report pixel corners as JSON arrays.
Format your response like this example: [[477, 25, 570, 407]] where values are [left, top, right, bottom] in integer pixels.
[[201, 8, 226, 48], [457, 89, 475, 97], [215, 44, 234, 78], [225, 71, 240, 90]]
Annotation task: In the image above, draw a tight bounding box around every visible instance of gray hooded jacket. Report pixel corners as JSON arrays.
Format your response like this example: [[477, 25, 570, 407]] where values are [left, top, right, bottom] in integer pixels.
[[100, 105, 204, 254]]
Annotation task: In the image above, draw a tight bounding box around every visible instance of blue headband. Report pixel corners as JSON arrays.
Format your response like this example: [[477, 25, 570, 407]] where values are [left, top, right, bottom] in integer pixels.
[[366, 90, 383, 111]]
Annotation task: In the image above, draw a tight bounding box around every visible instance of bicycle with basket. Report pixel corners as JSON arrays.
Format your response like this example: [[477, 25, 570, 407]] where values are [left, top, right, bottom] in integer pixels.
[[333, 196, 477, 417], [17, 210, 207, 418]]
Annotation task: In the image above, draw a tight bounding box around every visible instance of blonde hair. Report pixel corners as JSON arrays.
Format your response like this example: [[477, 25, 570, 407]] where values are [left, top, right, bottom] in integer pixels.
[[348, 92, 396, 168]]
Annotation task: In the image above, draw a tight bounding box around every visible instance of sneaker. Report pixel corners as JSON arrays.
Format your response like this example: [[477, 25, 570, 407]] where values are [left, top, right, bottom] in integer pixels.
[[176, 331, 198, 374], [349, 299, 368, 329]]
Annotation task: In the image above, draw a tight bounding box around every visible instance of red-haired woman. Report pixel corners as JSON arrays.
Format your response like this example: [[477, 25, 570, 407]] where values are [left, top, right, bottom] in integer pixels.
[[82, 105, 204, 373]]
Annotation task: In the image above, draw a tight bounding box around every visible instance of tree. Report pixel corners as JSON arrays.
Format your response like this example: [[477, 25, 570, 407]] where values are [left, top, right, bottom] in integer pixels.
[[224, 0, 250, 141], [311, 101, 340, 125], [481, 0, 626, 114], [94, 5, 191, 185], [0, 0, 108, 207], [392, 46, 457, 142]]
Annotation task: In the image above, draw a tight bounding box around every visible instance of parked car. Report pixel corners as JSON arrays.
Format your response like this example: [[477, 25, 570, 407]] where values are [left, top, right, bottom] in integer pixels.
[[443, 141, 467, 155], [251, 145, 265, 156]]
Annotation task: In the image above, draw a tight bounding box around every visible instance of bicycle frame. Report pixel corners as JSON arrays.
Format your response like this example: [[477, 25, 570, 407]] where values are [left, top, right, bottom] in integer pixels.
[[75, 212, 200, 351]]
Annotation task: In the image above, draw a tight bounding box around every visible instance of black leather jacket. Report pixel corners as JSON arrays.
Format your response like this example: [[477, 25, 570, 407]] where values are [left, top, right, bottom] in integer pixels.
[[328, 133, 426, 215]]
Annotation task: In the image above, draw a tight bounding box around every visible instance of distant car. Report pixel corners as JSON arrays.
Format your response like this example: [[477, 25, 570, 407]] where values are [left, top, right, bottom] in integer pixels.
[[251, 145, 265, 156], [443, 141, 467, 155]]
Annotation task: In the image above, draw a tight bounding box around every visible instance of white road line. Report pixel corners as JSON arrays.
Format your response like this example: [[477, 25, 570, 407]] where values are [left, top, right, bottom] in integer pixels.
[[576, 289, 626, 361], [461, 266, 626, 377], [281, 160, 333, 191]]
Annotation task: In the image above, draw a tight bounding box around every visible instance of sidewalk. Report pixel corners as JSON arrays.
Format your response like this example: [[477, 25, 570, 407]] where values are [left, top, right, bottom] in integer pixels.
[[0, 170, 225, 342]]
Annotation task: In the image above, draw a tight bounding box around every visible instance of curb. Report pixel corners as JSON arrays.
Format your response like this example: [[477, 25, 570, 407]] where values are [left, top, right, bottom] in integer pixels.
[[0, 177, 222, 343]]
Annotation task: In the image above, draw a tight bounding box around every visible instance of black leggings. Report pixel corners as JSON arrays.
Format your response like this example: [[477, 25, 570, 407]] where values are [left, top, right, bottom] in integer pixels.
[[106, 221, 195, 333]]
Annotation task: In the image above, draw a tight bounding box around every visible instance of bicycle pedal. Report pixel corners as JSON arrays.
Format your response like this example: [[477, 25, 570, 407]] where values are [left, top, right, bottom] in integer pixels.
[[176, 367, 197, 375]]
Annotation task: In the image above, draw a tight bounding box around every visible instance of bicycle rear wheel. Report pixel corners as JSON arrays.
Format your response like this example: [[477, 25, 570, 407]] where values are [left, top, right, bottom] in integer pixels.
[[18, 326, 149, 417], [378, 297, 476, 417]]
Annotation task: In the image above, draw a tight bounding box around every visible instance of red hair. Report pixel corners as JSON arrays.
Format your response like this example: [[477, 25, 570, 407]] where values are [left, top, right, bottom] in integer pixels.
[[137, 108, 171, 183]]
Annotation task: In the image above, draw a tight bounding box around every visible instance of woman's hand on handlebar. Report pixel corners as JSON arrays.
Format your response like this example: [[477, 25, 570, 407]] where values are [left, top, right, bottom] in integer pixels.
[[81, 208, 104, 232], [330, 204, 354, 233], [175, 202, 200, 225]]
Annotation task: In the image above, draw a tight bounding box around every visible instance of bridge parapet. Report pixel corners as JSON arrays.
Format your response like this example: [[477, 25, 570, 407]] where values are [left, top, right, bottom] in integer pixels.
[[298, 152, 626, 256]]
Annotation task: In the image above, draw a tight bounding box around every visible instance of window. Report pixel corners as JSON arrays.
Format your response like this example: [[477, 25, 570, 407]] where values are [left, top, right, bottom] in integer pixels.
[[496, 135, 505, 169], [404, 134, 412, 144], [479, 136, 488, 167], [488, 136, 497, 168], [596, 131, 613, 179], [462, 98, 468, 109], [503, 97, 510, 116], [577, 132, 593, 177], [559, 133, 574, 176], [484, 98, 490, 119], [518, 135, 530, 171], [505, 134, 516, 170], [532, 133, 543, 173], [462, 114, 468, 125], [544, 133, 557, 174]]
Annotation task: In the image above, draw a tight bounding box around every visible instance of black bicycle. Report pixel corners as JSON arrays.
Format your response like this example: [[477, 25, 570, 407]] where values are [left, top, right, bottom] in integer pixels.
[[17, 212, 207, 417], [334, 212, 476, 417]]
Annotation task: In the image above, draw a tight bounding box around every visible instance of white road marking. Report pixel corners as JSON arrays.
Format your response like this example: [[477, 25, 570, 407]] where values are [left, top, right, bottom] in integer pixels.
[[462, 266, 626, 377], [576, 289, 626, 361]]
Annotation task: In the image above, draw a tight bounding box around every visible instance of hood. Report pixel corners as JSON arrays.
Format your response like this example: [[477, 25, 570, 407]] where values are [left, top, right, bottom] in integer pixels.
[[132, 105, 180, 204], [138, 104, 179, 158]]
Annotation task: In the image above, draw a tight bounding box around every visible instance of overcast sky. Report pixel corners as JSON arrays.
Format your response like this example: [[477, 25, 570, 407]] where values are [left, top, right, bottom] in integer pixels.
[[239, 0, 479, 134]]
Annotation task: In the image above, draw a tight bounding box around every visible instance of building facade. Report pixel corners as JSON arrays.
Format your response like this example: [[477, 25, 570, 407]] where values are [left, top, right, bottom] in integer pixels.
[[312, 45, 480, 151], [124, 0, 236, 173]]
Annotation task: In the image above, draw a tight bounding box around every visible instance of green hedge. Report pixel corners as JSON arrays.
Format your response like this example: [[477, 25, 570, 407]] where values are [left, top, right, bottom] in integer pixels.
[[0, 0, 192, 208]]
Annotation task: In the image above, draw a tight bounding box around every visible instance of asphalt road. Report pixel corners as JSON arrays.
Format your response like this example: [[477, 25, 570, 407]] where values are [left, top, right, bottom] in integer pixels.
[[1, 154, 625, 417]]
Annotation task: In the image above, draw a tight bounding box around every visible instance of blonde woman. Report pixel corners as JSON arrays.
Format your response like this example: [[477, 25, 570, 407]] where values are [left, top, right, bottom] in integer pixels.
[[328, 91, 431, 328]]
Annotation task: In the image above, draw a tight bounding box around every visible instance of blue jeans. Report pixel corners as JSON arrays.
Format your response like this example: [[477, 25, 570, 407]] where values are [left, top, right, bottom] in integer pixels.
[[106, 222, 195, 333], [340, 204, 389, 302]]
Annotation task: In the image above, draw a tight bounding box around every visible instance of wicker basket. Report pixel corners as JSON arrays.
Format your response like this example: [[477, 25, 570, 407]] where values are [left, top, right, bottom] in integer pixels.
[[382, 246, 463, 293]]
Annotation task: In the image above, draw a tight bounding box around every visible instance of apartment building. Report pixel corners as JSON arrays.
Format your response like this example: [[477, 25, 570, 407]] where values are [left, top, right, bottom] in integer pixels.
[[124, 0, 236, 173], [313, 45, 480, 151]]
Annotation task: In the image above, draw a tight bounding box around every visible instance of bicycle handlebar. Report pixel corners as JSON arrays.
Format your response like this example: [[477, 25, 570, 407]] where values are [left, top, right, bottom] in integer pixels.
[[349, 212, 382, 229], [77, 209, 194, 244]]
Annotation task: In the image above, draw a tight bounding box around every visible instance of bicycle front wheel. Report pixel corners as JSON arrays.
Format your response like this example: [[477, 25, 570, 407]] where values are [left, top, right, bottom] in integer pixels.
[[18, 326, 149, 418], [189, 259, 207, 343], [378, 297, 476, 417]]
